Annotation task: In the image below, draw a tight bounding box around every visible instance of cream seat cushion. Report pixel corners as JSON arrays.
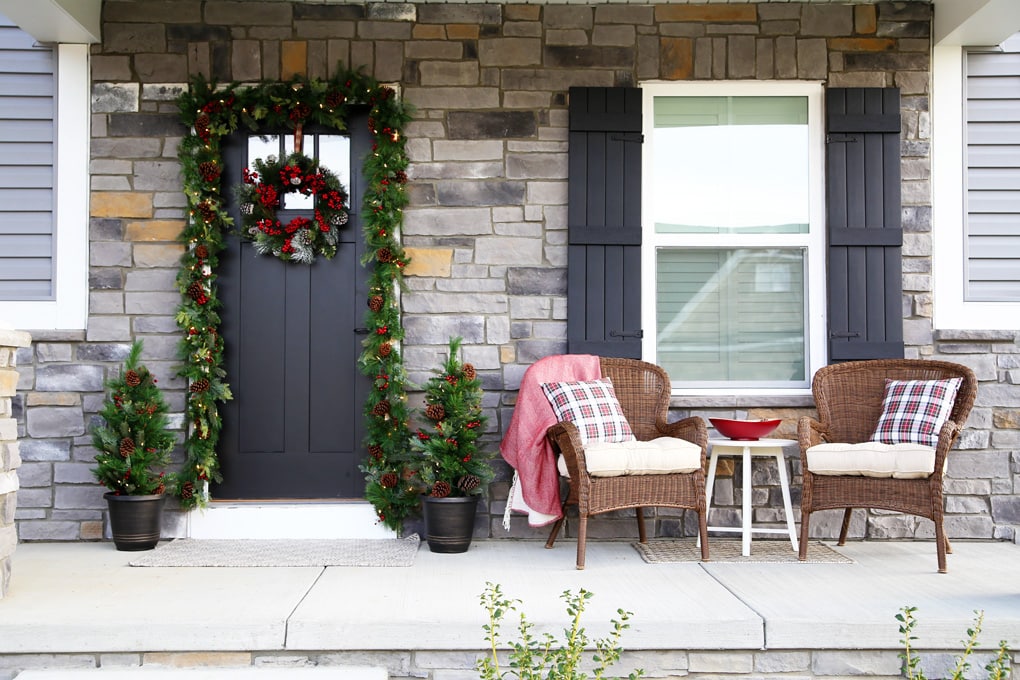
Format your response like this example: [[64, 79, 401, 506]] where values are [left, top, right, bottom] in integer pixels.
[[806, 442, 936, 479], [557, 436, 702, 478]]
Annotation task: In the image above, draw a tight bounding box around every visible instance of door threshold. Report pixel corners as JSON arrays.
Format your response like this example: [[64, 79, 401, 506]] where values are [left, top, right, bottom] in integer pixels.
[[185, 502, 395, 540]]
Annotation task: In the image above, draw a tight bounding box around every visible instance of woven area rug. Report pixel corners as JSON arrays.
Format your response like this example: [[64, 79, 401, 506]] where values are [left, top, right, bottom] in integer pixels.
[[633, 539, 852, 564], [129, 534, 420, 567]]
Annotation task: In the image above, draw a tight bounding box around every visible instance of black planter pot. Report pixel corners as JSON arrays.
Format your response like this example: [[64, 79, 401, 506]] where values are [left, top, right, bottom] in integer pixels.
[[422, 495, 479, 553], [104, 492, 164, 551]]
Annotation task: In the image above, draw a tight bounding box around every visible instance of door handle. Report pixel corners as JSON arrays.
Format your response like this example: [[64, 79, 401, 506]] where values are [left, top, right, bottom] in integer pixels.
[[354, 327, 371, 335]]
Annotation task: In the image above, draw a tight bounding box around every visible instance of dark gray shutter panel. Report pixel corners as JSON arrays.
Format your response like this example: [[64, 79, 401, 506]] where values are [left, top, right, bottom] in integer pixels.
[[826, 87, 904, 361], [567, 87, 643, 358]]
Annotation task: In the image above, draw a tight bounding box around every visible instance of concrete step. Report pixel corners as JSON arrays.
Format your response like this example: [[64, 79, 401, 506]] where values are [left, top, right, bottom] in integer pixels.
[[14, 669, 387, 680], [185, 502, 395, 540]]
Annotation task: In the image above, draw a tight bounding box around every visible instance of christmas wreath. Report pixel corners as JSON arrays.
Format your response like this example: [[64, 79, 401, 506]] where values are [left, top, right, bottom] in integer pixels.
[[235, 152, 349, 263]]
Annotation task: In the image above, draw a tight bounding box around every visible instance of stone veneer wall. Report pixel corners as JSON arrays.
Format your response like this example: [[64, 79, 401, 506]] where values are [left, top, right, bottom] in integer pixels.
[[0, 329, 31, 598], [11, 0, 1020, 543]]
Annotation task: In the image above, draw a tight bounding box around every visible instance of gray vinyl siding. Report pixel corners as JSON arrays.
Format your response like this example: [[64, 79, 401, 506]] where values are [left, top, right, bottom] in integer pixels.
[[965, 33, 1020, 302], [0, 12, 54, 301]]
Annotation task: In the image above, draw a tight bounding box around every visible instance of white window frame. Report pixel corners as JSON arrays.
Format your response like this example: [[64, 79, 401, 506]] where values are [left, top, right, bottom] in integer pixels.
[[932, 44, 1020, 330], [0, 43, 89, 330], [640, 81, 827, 396]]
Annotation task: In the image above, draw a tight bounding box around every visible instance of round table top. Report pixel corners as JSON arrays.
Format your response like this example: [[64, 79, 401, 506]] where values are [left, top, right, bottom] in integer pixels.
[[709, 437, 797, 449]]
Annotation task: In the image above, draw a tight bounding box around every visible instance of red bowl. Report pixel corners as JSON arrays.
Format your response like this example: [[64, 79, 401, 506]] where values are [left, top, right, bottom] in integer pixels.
[[709, 418, 781, 441]]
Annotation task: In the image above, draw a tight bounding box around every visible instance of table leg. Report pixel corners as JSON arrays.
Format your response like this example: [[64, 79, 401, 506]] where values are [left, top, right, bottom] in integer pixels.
[[698, 449, 720, 549], [741, 445, 752, 557], [775, 451, 799, 552]]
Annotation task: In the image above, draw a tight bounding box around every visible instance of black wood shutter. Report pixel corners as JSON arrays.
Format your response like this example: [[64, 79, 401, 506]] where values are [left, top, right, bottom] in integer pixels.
[[826, 87, 905, 361], [567, 87, 643, 358]]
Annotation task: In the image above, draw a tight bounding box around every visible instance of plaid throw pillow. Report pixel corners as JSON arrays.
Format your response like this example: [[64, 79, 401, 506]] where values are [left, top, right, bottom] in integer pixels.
[[541, 377, 636, 445], [869, 377, 963, 447]]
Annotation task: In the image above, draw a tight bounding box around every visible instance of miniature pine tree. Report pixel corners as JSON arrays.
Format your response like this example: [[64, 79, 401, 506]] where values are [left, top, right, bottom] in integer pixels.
[[412, 337, 492, 498], [91, 341, 177, 496]]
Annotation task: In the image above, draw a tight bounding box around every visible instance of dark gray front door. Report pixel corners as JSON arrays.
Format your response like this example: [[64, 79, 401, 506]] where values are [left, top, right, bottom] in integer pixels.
[[215, 118, 371, 499]]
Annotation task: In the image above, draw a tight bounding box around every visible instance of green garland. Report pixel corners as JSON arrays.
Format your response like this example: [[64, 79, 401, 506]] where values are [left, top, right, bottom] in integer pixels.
[[175, 67, 419, 531]]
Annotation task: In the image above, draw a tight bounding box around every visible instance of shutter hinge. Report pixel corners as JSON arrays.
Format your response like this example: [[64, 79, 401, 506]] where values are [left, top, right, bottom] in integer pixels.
[[610, 133, 644, 144], [610, 329, 644, 339], [826, 134, 859, 144], [829, 331, 861, 339]]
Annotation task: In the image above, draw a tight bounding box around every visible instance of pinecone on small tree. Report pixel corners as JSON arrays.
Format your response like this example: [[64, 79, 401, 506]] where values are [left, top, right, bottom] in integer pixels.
[[430, 480, 452, 498], [91, 341, 176, 497], [411, 337, 492, 499], [462, 364, 477, 380]]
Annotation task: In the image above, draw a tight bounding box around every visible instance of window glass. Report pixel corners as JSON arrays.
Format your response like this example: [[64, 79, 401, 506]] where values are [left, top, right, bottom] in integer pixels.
[[643, 84, 823, 391], [247, 134, 350, 212], [656, 248, 806, 385], [651, 97, 809, 235]]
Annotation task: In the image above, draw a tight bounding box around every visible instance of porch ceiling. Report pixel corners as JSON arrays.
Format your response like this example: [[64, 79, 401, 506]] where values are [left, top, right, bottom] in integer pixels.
[[0, 0, 1016, 53]]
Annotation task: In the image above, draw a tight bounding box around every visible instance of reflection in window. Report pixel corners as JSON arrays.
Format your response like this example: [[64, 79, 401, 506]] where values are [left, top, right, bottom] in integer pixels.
[[247, 134, 351, 212]]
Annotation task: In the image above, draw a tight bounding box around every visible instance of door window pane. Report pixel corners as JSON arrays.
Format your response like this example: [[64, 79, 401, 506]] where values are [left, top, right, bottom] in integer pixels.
[[247, 134, 350, 212]]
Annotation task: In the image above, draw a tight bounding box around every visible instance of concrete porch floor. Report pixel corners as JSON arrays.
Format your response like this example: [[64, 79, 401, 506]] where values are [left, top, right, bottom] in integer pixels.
[[0, 538, 1018, 679]]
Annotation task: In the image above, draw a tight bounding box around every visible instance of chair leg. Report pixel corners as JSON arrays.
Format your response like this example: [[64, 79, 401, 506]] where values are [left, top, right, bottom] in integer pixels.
[[576, 517, 588, 570], [636, 507, 647, 543], [698, 509, 710, 561], [837, 508, 853, 546], [945, 534, 953, 555], [545, 516, 565, 549], [935, 519, 948, 573], [798, 510, 811, 562]]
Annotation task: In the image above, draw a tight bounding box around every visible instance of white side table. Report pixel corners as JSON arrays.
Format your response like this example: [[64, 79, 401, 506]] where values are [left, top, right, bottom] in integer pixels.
[[703, 438, 799, 557]]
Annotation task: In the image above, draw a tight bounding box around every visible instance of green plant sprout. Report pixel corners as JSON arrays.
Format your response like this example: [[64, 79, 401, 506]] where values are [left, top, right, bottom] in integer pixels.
[[477, 582, 643, 680], [897, 606, 1011, 680]]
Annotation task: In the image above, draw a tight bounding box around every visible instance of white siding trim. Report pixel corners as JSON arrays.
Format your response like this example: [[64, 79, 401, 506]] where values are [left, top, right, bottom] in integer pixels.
[[933, 44, 1020, 330], [0, 43, 88, 330]]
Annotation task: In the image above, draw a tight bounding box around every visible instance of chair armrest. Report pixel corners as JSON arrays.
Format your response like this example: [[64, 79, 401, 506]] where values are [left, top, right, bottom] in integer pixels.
[[932, 419, 963, 480], [798, 416, 827, 471], [546, 420, 590, 480], [656, 416, 708, 471], [657, 416, 708, 449]]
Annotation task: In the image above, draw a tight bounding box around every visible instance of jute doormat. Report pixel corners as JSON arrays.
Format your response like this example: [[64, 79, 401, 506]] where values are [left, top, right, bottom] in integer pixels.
[[129, 534, 420, 567], [633, 538, 852, 564]]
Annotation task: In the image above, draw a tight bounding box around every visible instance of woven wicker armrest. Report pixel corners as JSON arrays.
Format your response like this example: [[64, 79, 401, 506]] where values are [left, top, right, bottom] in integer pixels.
[[546, 420, 590, 479], [657, 416, 708, 450], [798, 416, 827, 450]]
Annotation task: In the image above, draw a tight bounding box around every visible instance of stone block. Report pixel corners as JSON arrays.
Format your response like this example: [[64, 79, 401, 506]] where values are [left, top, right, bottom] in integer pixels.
[[16, 520, 81, 541], [108, 113, 187, 138], [125, 292, 181, 315], [90, 241, 133, 267], [811, 650, 901, 676], [92, 83, 140, 114], [990, 495, 1020, 524], [76, 344, 132, 363], [433, 140, 504, 161], [91, 192, 154, 219], [403, 248, 452, 277], [801, 4, 854, 36], [507, 154, 567, 180], [19, 439, 71, 462], [90, 291, 124, 314], [448, 111, 537, 140], [134, 53, 188, 82], [132, 162, 183, 192], [86, 316, 132, 342], [104, 23, 166, 53], [407, 87, 500, 111], [403, 292, 507, 315], [403, 316, 485, 345], [507, 267, 566, 296], [27, 407, 85, 438], [133, 243, 185, 268], [689, 651, 753, 673], [35, 365, 105, 393], [55, 485, 106, 510], [476, 237, 542, 265]]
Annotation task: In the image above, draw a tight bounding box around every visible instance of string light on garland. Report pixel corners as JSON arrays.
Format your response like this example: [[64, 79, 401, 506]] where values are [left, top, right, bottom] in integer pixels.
[[175, 67, 416, 530]]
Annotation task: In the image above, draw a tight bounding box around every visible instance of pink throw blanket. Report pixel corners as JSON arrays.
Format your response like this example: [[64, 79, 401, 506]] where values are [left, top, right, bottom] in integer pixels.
[[499, 354, 601, 527]]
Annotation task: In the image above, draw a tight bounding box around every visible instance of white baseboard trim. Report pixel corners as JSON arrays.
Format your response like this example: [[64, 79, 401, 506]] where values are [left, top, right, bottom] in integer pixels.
[[185, 502, 396, 540]]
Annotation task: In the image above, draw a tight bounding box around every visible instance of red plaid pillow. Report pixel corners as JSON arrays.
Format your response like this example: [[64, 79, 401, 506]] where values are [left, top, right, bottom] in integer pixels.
[[869, 378, 963, 447], [541, 378, 636, 445]]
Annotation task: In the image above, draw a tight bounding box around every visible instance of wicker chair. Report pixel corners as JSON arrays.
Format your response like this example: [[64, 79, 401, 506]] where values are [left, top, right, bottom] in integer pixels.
[[798, 359, 977, 573], [544, 357, 709, 569]]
